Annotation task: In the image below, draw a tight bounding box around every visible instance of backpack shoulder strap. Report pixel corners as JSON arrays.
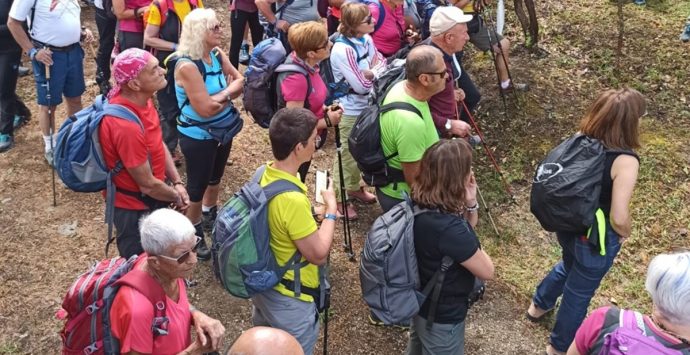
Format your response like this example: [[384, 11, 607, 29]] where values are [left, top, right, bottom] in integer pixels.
[[154, 0, 170, 26], [336, 35, 368, 62], [274, 0, 296, 18], [422, 256, 454, 329], [380, 102, 423, 119], [373, 1, 386, 32], [116, 269, 167, 307], [275, 64, 312, 110], [102, 104, 144, 133], [250, 165, 269, 184], [189, 0, 198, 9], [263, 179, 302, 200]]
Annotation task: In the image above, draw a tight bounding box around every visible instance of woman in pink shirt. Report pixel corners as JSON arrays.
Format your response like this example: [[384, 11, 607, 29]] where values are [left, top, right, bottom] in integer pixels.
[[113, 0, 150, 50], [277, 21, 343, 182], [367, 0, 416, 58], [110, 209, 225, 354]]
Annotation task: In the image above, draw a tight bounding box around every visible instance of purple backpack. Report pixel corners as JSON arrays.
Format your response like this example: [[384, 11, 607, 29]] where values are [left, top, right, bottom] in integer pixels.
[[594, 307, 690, 355]]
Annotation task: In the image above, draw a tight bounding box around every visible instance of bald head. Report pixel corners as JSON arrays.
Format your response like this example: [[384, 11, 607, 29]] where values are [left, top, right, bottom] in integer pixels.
[[405, 45, 444, 85], [226, 327, 304, 355]]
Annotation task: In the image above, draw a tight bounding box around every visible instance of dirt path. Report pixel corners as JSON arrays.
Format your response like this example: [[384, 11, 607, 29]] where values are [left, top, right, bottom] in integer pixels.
[[0, 25, 549, 355]]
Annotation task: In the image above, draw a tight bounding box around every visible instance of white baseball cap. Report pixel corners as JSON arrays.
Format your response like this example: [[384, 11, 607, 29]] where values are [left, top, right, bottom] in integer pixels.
[[429, 6, 473, 36]]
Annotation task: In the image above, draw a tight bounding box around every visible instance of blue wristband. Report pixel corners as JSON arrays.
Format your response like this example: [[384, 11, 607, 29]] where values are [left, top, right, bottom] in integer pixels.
[[323, 213, 337, 221], [28, 47, 38, 60]]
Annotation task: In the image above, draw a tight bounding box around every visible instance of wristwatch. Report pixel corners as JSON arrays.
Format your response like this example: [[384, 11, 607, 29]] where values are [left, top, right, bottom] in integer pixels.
[[445, 119, 452, 131]]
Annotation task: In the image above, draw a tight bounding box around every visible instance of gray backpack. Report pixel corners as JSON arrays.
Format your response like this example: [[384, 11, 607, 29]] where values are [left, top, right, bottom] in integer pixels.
[[359, 196, 453, 326]]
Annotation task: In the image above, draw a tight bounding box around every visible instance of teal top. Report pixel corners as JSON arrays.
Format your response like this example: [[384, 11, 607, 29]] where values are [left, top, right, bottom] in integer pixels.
[[175, 52, 231, 140]]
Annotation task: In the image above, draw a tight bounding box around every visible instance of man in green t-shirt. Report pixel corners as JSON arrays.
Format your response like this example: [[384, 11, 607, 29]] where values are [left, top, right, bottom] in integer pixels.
[[377, 45, 447, 212], [251, 108, 337, 355]]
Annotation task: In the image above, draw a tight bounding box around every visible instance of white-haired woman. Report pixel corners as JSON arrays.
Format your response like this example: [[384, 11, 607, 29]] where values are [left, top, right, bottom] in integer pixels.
[[174, 8, 244, 257], [567, 251, 690, 354], [110, 209, 226, 354]]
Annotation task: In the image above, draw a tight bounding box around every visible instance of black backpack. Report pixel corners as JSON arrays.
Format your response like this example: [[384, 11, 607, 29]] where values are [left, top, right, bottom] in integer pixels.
[[530, 134, 638, 233], [349, 60, 419, 187]]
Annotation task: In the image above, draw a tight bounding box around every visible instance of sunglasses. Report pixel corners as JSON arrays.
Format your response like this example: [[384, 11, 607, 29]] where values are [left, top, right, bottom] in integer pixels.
[[315, 41, 330, 51], [156, 236, 202, 264], [209, 24, 222, 32], [362, 14, 373, 25], [420, 70, 448, 80]]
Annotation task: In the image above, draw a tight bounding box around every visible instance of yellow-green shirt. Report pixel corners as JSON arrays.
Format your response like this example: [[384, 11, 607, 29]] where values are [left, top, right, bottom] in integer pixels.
[[379, 81, 439, 200], [462, 2, 474, 13], [260, 163, 319, 302]]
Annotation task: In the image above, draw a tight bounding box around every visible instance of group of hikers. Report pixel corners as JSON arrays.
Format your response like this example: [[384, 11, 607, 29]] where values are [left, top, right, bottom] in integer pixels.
[[1, 0, 689, 352]]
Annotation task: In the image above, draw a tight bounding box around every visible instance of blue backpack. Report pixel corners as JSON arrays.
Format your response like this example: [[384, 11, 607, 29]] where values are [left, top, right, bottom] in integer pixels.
[[211, 165, 309, 298], [53, 95, 144, 252]]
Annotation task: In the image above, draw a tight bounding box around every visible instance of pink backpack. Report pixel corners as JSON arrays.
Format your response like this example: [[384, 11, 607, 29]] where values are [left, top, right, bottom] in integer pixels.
[[596, 308, 690, 355]]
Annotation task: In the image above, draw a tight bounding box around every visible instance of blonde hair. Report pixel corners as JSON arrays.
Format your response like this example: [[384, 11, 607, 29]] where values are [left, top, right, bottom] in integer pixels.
[[579, 88, 645, 150], [178, 8, 218, 60], [288, 21, 328, 59], [412, 139, 473, 214], [339, 3, 370, 38]]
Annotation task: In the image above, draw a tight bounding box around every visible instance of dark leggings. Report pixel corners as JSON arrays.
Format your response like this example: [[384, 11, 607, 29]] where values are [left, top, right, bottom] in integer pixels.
[[179, 134, 233, 202], [0, 51, 29, 135], [229, 9, 264, 68], [95, 7, 116, 83], [118, 31, 144, 51]]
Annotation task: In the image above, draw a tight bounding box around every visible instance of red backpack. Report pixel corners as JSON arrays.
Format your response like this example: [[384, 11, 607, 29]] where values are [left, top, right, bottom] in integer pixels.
[[57, 255, 169, 355]]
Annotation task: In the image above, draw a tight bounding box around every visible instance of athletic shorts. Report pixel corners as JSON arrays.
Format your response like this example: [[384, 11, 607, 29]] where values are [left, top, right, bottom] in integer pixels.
[[468, 15, 504, 52], [32, 44, 85, 106]]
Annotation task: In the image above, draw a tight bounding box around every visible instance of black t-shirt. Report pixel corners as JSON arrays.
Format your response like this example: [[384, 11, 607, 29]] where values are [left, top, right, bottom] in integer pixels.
[[414, 211, 480, 324]]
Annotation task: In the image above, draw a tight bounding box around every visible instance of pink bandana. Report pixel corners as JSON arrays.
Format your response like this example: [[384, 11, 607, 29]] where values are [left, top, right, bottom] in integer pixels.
[[108, 48, 155, 99]]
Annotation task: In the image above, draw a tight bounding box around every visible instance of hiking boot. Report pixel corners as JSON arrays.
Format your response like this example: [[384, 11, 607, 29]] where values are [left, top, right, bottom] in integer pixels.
[[44, 149, 54, 167], [337, 202, 358, 221], [0, 134, 13, 153], [500, 82, 529, 94], [468, 135, 482, 147], [18, 66, 30, 77], [368, 312, 409, 330], [239, 43, 250, 66], [196, 236, 211, 261], [348, 188, 377, 204], [13, 115, 29, 130], [194, 223, 212, 261], [681, 17, 690, 43], [202, 206, 218, 234]]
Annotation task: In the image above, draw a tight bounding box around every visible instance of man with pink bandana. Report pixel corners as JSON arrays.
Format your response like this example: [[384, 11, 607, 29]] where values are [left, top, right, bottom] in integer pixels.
[[99, 48, 190, 259]]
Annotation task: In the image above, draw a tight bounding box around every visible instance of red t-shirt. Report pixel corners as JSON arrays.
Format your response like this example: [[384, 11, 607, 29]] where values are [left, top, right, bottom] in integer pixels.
[[110, 257, 193, 354], [98, 96, 168, 210]]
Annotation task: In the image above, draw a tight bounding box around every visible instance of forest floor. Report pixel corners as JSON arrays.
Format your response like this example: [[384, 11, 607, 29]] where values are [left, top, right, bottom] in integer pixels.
[[0, 0, 688, 353]]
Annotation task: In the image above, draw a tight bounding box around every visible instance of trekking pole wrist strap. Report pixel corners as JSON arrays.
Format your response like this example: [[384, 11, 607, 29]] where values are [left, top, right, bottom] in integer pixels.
[[466, 202, 479, 212]]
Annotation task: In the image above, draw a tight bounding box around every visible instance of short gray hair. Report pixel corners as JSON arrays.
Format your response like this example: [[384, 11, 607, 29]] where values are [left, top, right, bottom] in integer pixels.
[[178, 8, 218, 60], [645, 251, 690, 326], [405, 45, 442, 84], [139, 209, 196, 256]]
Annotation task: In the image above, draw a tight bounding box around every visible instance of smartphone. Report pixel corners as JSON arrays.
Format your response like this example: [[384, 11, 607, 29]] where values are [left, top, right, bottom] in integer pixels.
[[315, 170, 328, 204]]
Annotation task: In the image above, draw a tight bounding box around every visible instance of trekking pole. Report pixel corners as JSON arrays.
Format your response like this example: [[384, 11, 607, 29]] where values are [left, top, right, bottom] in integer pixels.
[[334, 125, 355, 261], [322, 258, 331, 355], [45, 60, 57, 207], [476, 185, 500, 237], [460, 100, 514, 199], [481, 9, 525, 111], [476, 11, 508, 117]]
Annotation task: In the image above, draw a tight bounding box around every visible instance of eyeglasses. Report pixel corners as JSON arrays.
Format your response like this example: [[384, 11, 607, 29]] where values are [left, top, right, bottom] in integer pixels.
[[315, 41, 331, 51], [156, 236, 202, 264], [362, 15, 373, 25], [419, 70, 448, 79], [209, 24, 222, 32]]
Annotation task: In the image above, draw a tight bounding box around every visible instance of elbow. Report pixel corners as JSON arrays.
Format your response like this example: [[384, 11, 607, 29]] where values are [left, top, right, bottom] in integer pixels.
[[483, 263, 495, 281], [609, 213, 629, 236], [143, 36, 153, 47]]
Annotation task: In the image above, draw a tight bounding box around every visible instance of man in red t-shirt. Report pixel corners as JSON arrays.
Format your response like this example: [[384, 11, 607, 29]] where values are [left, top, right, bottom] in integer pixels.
[[99, 48, 190, 258]]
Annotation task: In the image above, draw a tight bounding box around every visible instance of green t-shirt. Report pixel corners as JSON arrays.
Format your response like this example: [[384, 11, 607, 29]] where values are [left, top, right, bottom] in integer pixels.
[[379, 81, 439, 199]]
